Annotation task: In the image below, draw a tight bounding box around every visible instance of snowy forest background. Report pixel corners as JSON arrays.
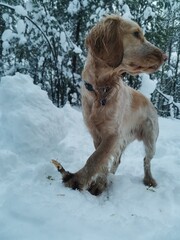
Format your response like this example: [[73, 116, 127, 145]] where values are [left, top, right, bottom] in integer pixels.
[[0, 0, 180, 118]]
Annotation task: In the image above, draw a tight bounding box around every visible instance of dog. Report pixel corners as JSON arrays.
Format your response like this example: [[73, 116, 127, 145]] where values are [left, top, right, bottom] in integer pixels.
[[53, 15, 167, 195]]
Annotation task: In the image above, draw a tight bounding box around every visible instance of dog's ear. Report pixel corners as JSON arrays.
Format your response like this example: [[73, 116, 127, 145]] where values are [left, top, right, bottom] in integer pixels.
[[86, 16, 124, 68]]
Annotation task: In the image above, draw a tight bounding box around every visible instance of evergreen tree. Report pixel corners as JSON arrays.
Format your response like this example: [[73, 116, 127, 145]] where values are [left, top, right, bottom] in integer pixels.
[[0, 0, 179, 118]]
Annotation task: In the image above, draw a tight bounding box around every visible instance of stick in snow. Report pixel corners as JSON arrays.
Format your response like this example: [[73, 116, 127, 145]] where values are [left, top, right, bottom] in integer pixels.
[[51, 160, 67, 177], [51, 159, 74, 183]]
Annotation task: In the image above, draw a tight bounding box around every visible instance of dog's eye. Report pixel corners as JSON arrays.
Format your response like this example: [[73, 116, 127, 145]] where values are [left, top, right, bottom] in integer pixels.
[[133, 31, 140, 38]]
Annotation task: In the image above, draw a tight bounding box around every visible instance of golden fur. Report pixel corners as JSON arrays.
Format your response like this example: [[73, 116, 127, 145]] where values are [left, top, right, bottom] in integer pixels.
[[63, 15, 167, 195]]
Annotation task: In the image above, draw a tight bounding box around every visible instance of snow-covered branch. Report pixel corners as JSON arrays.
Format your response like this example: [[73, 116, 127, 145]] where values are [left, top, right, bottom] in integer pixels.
[[0, 2, 56, 60]]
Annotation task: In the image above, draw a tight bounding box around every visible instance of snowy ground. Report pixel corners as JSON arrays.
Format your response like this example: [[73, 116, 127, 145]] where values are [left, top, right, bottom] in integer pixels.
[[0, 73, 180, 240]]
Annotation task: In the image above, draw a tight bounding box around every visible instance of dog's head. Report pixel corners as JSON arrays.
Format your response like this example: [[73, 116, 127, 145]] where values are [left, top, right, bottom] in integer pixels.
[[86, 15, 167, 75]]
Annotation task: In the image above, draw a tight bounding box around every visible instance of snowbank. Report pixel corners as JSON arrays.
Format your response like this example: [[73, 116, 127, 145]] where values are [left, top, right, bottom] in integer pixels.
[[0, 73, 180, 240], [0, 73, 66, 158]]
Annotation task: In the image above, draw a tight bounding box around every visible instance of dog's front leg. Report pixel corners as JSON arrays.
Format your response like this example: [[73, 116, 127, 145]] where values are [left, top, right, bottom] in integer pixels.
[[63, 134, 118, 195]]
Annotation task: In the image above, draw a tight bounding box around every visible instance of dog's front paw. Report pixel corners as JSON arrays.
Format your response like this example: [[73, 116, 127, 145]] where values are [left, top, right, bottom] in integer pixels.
[[62, 171, 108, 196], [88, 175, 108, 196], [62, 172, 86, 191]]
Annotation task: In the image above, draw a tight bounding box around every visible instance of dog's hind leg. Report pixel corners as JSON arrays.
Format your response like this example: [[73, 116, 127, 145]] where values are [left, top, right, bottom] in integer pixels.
[[142, 118, 158, 187]]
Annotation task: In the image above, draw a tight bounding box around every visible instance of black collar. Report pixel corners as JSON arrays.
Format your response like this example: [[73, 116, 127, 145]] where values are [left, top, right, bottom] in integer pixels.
[[84, 81, 94, 92], [84, 81, 107, 106]]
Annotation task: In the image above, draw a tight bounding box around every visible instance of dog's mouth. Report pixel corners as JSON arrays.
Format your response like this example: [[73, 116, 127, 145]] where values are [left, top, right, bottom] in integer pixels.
[[128, 63, 160, 74]]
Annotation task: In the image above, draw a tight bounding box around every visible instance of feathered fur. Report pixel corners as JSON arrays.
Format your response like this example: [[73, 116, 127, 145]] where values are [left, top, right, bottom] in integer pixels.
[[63, 15, 167, 195]]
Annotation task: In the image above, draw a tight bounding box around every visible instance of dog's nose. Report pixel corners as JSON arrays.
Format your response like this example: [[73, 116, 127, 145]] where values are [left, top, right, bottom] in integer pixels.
[[163, 53, 168, 62]]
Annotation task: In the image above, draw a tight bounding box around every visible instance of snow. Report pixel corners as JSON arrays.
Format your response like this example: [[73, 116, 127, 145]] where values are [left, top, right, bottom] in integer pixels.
[[139, 73, 157, 99], [122, 4, 133, 20], [16, 19, 27, 44], [2, 40, 10, 52], [60, 31, 68, 51], [2, 20, 27, 46], [82, 0, 88, 8], [67, 0, 81, 15], [2, 13, 12, 23], [73, 43, 82, 54], [0, 73, 180, 240], [1, 29, 16, 41], [1, 29, 17, 52], [143, 6, 155, 20], [14, 5, 27, 17], [16, 19, 26, 35]]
